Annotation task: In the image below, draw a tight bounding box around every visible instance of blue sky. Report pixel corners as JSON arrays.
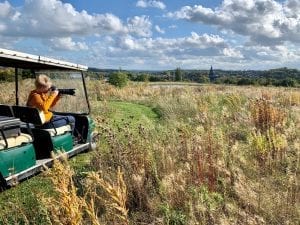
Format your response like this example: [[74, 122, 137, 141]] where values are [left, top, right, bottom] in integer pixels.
[[1, 0, 300, 70]]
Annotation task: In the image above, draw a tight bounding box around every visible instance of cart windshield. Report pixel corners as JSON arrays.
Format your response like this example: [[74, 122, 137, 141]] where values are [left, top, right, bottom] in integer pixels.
[[16, 71, 89, 114], [40, 71, 88, 114], [0, 49, 89, 115]]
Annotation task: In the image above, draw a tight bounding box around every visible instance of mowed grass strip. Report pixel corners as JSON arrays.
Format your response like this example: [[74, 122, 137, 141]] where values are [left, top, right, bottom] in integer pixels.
[[107, 101, 160, 125]]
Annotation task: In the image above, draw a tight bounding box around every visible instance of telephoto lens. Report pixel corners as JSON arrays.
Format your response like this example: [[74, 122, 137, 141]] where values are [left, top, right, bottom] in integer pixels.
[[58, 88, 76, 96]]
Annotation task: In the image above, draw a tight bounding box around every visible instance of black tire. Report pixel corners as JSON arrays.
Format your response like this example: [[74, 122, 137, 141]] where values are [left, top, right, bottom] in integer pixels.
[[0, 173, 8, 192]]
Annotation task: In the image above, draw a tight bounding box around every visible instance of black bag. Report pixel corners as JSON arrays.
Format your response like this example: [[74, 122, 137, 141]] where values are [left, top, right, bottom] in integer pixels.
[[0, 116, 21, 139]]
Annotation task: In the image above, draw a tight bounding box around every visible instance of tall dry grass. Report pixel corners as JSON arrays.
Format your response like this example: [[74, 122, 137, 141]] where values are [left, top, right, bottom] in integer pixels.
[[1, 80, 299, 225], [39, 154, 129, 225], [88, 82, 299, 225], [249, 92, 288, 168]]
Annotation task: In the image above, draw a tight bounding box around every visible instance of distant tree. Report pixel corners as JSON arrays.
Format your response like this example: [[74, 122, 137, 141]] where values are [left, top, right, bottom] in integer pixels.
[[108, 71, 128, 88], [149, 75, 163, 82], [21, 69, 34, 79], [175, 67, 182, 81], [127, 73, 134, 81], [136, 74, 149, 82], [223, 77, 237, 84], [237, 78, 255, 85], [162, 71, 172, 81], [277, 78, 296, 87], [197, 75, 209, 83]]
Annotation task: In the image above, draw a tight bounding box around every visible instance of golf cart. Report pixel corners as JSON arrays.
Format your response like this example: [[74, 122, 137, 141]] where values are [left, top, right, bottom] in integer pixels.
[[0, 48, 97, 189]]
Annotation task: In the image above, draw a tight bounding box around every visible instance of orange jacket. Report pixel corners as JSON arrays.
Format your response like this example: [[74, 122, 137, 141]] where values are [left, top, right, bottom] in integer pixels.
[[27, 90, 60, 122]]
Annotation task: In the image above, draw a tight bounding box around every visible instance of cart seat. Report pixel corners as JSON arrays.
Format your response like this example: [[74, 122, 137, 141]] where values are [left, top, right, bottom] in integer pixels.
[[0, 133, 32, 150], [12, 106, 71, 136], [43, 125, 71, 137]]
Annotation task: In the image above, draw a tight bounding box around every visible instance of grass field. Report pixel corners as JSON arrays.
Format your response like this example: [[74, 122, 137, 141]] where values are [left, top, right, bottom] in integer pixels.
[[0, 81, 299, 225]]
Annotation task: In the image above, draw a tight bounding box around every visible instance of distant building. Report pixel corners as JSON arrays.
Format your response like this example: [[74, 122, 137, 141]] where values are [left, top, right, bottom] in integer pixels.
[[209, 66, 217, 82]]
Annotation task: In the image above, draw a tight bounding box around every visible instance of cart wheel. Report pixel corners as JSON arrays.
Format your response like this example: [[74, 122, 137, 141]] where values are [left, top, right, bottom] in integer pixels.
[[89, 132, 99, 151], [0, 173, 8, 192]]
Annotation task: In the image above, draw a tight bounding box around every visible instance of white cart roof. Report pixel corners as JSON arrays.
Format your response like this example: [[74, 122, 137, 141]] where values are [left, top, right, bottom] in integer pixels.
[[0, 48, 88, 71]]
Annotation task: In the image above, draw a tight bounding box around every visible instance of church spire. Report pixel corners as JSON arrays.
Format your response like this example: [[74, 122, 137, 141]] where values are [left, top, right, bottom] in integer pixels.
[[209, 65, 217, 82]]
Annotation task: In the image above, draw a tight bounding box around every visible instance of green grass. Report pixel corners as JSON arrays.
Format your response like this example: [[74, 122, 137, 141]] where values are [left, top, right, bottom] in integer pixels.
[[69, 151, 94, 172], [107, 101, 160, 125], [70, 101, 160, 172], [0, 176, 54, 224]]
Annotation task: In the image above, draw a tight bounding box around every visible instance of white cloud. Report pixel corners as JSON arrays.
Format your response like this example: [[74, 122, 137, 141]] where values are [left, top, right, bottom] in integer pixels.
[[107, 32, 226, 54], [127, 16, 152, 37], [1, 0, 300, 70], [168, 25, 177, 29], [46, 37, 88, 51], [155, 25, 165, 34], [0, 0, 152, 39], [86, 32, 246, 69], [168, 0, 300, 46], [242, 44, 300, 62], [223, 47, 243, 58], [136, 0, 149, 8], [284, 0, 300, 17], [86, 31, 300, 70], [136, 0, 166, 10], [185, 32, 225, 48], [0, 1, 12, 18], [94, 13, 127, 34]]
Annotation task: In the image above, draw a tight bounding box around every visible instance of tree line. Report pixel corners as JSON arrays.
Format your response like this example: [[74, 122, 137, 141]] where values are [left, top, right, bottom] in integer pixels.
[[1, 67, 299, 87], [105, 67, 300, 87]]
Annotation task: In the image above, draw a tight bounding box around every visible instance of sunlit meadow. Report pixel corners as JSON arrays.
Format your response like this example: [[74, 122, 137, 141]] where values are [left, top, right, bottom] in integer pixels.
[[0, 81, 299, 225]]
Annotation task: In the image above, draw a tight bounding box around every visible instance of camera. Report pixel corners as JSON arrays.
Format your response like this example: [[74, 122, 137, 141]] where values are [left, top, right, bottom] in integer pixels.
[[58, 88, 76, 96], [50, 86, 76, 96]]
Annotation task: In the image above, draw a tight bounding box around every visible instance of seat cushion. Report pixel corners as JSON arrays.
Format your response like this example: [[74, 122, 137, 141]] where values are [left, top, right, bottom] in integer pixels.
[[42, 124, 72, 137], [0, 133, 33, 150]]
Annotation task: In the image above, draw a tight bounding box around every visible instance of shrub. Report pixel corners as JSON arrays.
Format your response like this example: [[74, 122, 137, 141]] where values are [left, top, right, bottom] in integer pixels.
[[278, 78, 296, 87], [237, 78, 255, 85], [0, 68, 15, 82], [108, 72, 128, 88], [135, 74, 149, 82]]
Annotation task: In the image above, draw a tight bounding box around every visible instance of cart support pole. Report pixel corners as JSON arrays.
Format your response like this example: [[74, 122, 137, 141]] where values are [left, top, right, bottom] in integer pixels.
[[15, 68, 19, 106], [81, 71, 91, 114]]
